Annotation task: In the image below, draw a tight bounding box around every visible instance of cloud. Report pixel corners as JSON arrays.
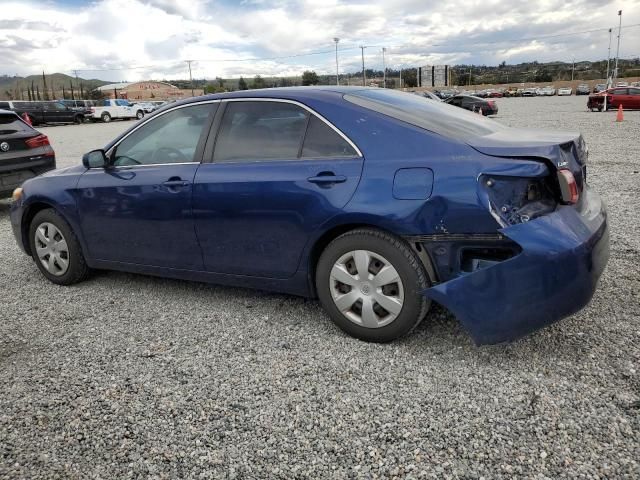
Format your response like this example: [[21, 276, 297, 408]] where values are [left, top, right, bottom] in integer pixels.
[[0, 0, 638, 80]]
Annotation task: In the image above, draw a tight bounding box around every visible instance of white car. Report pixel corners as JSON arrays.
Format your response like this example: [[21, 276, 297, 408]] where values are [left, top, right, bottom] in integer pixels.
[[89, 99, 145, 122], [557, 87, 572, 96], [541, 86, 556, 96]]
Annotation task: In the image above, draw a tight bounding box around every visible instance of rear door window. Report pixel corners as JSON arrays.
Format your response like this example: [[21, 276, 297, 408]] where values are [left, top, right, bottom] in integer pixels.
[[214, 101, 308, 162], [301, 115, 357, 158]]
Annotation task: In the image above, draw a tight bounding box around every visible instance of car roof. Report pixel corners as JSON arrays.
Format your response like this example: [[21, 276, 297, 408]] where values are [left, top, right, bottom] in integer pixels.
[[170, 86, 386, 109]]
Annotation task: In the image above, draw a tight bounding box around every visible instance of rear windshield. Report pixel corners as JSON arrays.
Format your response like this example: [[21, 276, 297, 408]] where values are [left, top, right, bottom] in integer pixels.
[[0, 113, 32, 134], [344, 89, 506, 140]]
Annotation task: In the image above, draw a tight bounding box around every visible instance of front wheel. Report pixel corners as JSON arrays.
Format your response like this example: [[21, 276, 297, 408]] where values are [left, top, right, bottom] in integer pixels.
[[28, 209, 90, 285], [136, 110, 144, 120], [101, 112, 111, 123], [316, 229, 431, 342]]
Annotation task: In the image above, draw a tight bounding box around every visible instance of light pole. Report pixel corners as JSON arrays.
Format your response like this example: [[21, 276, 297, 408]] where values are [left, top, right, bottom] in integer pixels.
[[186, 60, 194, 97], [360, 46, 366, 86], [606, 28, 612, 87], [382, 47, 387, 88], [613, 10, 622, 84], [333, 38, 340, 86], [399, 67, 402, 89], [571, 58, 575, 82]]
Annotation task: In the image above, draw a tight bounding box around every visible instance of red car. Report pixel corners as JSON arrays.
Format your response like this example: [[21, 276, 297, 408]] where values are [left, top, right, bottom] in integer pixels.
[[587, 87, 640, 111]]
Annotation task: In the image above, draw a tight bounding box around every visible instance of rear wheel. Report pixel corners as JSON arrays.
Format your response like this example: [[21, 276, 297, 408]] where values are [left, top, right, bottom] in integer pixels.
[[316, 229, 431, 342], [28, 209, 90, 285], [74, 115, 83, 124], [136, 110, 144, 120], [101, 112, 111, 123]]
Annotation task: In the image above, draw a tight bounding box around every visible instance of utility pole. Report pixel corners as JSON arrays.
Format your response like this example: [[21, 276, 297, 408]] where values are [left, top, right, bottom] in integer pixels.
[[399, 67, 402, 89], [186, 60, 194, 97], [360, 46, 366, 86], [571, 58, 575, 81], [333, 38, 340, 86], [613, 10, 622, 84], [606, 28, 612, 87], [382, 47, 387, 88], [468, 67, 472, 87]]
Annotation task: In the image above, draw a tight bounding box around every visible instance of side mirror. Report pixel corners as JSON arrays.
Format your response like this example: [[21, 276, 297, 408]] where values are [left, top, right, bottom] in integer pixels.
[[82, 149, 108, 169]]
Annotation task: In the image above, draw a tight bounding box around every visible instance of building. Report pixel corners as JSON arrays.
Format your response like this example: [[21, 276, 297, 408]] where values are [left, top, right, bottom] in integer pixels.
[[96, 81, 187, 100]]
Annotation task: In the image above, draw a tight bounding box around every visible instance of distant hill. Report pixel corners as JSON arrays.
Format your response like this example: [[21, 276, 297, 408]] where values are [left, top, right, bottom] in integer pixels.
[[0, 73, 112, 100]]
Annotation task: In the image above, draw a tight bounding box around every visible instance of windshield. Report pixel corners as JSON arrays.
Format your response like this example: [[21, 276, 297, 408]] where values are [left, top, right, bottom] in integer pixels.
[[343, 89, 506, 140]]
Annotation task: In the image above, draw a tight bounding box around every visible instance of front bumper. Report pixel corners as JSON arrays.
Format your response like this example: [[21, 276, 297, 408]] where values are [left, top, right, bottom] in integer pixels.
[[423, 185, 609, 345]]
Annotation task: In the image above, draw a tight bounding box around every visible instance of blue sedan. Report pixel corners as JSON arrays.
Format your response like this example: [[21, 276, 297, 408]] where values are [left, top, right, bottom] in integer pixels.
[[10, 87, 609, 345]]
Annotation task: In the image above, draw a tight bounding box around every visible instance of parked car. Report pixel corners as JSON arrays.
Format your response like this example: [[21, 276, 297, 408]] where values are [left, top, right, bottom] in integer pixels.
[[576, 84, 591, 95], [557, 87, 572, 96], [130, 102, 156, 113], [594, 84, 607, 93], [9, 87, 609, 345], [541, 86, 556, 96], [444, 95, 498, 115], [522, 88, 537, 97], [0, 109, 55, 198], [88, 99, 145, 122], [0, 101, 85, 125], [59, 99, 95, 115], [615, 81, 629, 87], [413, 91, 442, 101], [587, 87, 640, 111]]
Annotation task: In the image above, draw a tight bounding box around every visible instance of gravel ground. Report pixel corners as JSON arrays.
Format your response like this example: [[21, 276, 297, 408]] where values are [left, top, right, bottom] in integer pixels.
[[1, 97, 638, 479]]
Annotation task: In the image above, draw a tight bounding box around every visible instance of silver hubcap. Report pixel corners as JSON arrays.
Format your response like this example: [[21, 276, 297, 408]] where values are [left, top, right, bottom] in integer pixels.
[[34, 222, 69, 276], [330, 250, 404, 328]]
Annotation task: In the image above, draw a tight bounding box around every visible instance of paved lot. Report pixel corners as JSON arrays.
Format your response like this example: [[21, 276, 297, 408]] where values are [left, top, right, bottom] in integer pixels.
[[1, 97, 639, 479]]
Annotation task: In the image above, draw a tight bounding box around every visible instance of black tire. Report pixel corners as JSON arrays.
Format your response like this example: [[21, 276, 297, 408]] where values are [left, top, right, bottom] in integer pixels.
[[316, 228, 431, 342], [101, 112, 111, 123], [28, 208, 90, 285], [136, 110, 144, 120], [74, 115, 83, 124]]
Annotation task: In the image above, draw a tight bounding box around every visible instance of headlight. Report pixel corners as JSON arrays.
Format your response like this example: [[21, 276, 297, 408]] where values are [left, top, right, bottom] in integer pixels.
[[11, 187, 23, 202]]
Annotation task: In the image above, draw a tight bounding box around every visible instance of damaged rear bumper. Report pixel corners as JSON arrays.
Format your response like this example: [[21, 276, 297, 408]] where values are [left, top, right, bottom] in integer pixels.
[[422, 185, 609, 345]]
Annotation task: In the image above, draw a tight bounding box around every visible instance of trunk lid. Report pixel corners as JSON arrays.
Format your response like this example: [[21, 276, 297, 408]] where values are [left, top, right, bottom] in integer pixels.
[[468, 128, 587, 190]]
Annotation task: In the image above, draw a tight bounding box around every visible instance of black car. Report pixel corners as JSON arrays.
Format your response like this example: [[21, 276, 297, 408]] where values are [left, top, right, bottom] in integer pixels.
[[0, 109, 55, 198], [59, 99, 95, 117], [413, 91, 442, 101], [444, 95, 498, 116], [576, 84, 591, 95], [1, 101, 85, 126]]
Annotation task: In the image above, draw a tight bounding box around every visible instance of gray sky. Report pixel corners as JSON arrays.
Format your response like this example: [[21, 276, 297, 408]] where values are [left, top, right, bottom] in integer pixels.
[[1, 0, 638, 80]]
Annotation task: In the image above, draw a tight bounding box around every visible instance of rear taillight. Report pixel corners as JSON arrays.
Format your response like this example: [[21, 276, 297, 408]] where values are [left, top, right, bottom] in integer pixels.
[[557, 169, 579, 204], [25, 134, 50, 149]]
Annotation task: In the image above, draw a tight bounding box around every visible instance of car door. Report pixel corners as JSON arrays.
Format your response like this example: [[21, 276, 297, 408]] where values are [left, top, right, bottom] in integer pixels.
[[192, 99, 364, 279], [629, 88, 640, 108], [76, 101, 217, 269]]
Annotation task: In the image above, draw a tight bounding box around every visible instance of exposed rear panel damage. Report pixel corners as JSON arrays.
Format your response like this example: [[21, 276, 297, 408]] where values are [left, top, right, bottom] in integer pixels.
[[422, 186, 609, 345]]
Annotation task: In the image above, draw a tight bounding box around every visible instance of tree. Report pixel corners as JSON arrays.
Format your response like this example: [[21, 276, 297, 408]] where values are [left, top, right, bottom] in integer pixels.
[[302, 70, 319, 86], [42, 71, 49, 100], [28, 87, 32, 101], [70, 80, 75, 100], [250, 75, 266, 89], [279, 77, 293, 87], [36, 86, 41, 100], [402, 68, 418, 88], [238, 76, 248, 90]]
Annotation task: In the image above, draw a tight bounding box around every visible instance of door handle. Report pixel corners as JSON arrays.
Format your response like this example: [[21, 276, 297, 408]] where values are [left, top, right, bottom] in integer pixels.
[[162, 179, 190, 187], [307, 174, 347, 185]]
